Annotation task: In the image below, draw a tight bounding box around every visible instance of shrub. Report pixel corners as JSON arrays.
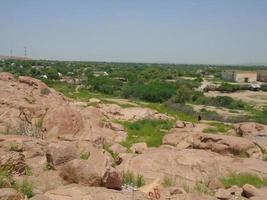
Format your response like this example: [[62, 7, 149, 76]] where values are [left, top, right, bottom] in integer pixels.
[[9, 142, 19, 152], [194, 181, 213, 195], [40, 88, 50, 95], [43, 163, 54, 171], [122, 171, 145, 187], [220, 173, 267, 188], [162, 175, 175, 188], [80, 151, 90, 160], [13, 178, 34, 198]]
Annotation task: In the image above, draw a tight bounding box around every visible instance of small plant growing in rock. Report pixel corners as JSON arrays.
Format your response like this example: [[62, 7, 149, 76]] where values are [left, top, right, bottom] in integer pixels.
[[0, 165, 12, 188], [80, 151, 90, 160], [103, 143, 120, 167], [162, 175, 175, 188], [122, 171, 145, 188], [13, 178, 34, 198], [43, 163, 54, 171], [135, 174, 145, 187], [40, 88, 50, 95], [194, 181, 213, 195], [9, 142, 19, 152]]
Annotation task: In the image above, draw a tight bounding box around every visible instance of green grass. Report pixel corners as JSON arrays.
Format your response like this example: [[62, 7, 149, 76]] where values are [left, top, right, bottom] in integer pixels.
[[203, 122, 233, 134], [47, 82, 110, 101], [162, 175, 175, 188], [43, 163, 54, 171], [194, 181, 213, 195], [13, 178, 34, 198], [122, 171, 145, 187], [120, 119, 174, 148], [9, 142, 19, 152], [146, 103, 197, 123], [220, 173, 267, 188]]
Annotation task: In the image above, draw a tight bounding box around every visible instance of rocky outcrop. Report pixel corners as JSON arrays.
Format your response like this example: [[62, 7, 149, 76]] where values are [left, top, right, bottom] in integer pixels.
[[163, 130, 263, 158], [234, 122, 267, 152], [59, 159, 103, 186], [117, 146, 267, 187], [46, 141, 78, 166], [98, 103, 170, 121], [194, 134, 263, 159]]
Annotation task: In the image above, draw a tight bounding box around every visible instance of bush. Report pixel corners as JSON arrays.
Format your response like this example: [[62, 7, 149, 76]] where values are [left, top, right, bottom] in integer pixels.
[[13, 178, 34, 198], [122, 171, 145, 187], [194, 95, 249, 110], [40, 88, 50, 95], [131, 81, 176, 103], [80, 151, 90, 160], [162, 176, 175, 188]]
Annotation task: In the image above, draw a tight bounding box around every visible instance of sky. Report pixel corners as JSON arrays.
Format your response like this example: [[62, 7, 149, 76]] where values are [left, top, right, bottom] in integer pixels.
[[0, 0, 267, 65]]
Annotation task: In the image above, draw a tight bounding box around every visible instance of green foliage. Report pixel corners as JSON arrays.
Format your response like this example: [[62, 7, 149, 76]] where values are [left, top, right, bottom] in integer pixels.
[[0, 165, 12, 188], [122, 171, 145, 187], [260, 84, 267, 92], [121, 119, 174, 148], [203, 122, 233, 134], [89, 76, 122, 95], [162, 176, 175, 188], [43, 163, 54, 171], [9, 142, 19, 152], [220, 173, 267, 188], [13, 178, 34, 198], [40, 88, 50, 95], [217, 83, 249, 92], [103, 143, 120, 167], [172, 85, 192, 103], [194, 181, 213, 195], [130, 81, 176, 103], [148, 102, 197, 123], [80, 151, 90, 160], [194, 95, 250, 110]]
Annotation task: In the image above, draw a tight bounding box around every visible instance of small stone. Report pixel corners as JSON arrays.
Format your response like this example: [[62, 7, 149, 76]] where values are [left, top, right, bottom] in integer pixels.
[[130, 142, 147, 154], [215, 188, 232, 200]]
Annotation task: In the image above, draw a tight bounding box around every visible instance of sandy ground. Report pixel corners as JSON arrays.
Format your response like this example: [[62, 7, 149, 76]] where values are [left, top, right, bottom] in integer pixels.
[[205, 90, 267, 107]]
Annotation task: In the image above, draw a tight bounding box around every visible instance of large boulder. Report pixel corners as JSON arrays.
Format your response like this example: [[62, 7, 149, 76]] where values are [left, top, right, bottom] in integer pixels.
[[59, 159, 103, 186], [102, 168, 122, 190], [46, 141, 78, 166]]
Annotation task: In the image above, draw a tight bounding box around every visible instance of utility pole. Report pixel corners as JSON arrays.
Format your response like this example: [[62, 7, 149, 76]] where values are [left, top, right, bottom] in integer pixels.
[[10, 49, 13, 57], [24, 47, 27, 58]]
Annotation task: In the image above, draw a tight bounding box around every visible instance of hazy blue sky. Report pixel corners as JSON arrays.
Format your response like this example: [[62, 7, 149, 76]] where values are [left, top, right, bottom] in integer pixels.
[[0, 0, 267, 64]]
